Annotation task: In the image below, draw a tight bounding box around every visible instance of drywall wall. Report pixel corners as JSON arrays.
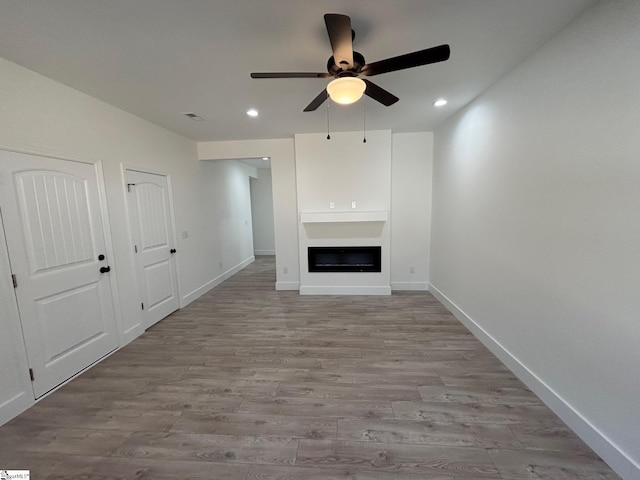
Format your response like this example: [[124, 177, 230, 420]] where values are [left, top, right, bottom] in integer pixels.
[[391, 132, 433, 290], [430, 0, 640, 477], [0, 57, 256, 422], [250, 168, 276, 255]]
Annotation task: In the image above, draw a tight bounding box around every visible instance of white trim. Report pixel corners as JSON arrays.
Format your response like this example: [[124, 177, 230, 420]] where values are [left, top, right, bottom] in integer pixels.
[[391, 281, 429, 291], [94, 161, 126, 348], [0, 391, 32, 427], [0, 206, 34, 427], [300, 211, 388, 223], [275, 281, 299, 291], [300, 285, 391, 296], [429, 283, 639, 480], [181, 256, 255, 307], [0, 142, 102, 165], [254, 250, 275, 256]]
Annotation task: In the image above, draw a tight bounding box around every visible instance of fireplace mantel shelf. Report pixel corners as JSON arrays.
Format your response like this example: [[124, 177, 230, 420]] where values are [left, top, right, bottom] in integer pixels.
[[300, 211, 388, 223]]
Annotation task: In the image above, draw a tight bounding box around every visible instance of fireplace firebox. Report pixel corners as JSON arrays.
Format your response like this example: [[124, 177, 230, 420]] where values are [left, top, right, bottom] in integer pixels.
[[308, 246, 382, 273]]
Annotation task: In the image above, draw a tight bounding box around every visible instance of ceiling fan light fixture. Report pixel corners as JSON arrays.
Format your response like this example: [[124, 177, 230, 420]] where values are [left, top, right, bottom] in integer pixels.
[[327, 77, 366, 105]]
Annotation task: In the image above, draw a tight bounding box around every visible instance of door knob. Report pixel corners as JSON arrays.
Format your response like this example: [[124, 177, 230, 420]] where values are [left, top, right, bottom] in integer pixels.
[[100, 266, 111, 273], [170, 248, 177, 254]]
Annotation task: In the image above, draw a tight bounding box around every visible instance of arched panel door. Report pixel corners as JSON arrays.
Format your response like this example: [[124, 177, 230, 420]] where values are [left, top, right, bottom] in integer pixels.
[[0, 150, 118, 398]]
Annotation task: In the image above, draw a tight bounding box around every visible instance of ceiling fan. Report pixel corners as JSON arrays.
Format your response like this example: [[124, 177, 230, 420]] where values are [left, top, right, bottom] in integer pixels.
[[250, 13, 450, 112]]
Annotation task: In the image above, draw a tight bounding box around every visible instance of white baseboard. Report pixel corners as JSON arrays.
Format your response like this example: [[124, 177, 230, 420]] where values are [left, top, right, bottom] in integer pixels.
[[391, 281, 429, 291], [181, 256, 255, 307], [429, 283, 639, 480], [300, 285, 391, 296], [275, 281, 299, 291], [0, 391, 33, 427], [254, 250, 275, 256]]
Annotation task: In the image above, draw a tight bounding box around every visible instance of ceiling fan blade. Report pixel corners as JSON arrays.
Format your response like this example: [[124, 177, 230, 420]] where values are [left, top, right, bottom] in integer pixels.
[[251, 72, 331, 79], [361, 44, 450, 76], [363, 79, 399, 106], [303, 89, 329, 112], [324, 13, 354, 69]]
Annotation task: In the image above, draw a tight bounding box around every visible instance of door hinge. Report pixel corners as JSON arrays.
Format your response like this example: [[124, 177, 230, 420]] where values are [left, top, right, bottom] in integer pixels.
[[141, 302, 144, 310], [134, 245, 138, 253], [29, 368, 34, 381], [12, 274, 17, 288], [127, 183, 136, 192]]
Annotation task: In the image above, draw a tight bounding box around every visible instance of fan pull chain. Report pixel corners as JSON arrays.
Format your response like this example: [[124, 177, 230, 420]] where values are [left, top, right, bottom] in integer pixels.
[[326, 101, 331, 140], [363, 108, 367, 143]]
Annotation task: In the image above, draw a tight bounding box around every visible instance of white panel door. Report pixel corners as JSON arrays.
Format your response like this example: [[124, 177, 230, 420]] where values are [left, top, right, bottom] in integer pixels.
[[0, 150, 118, 398], [126, 169, 179, 329]]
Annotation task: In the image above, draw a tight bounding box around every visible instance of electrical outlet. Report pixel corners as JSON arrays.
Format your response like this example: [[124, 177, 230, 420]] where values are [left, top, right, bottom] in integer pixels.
[[283, 267, 288, 274], [351, 201, 357, 209], [181, 230, 189, 239], [329, 202, 335, 209], [410, 266, 416, 274]]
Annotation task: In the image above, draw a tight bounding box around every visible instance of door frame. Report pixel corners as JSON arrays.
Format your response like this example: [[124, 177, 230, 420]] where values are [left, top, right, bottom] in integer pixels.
[[0, 206, 34, 424], [121, 164, 182, 315]]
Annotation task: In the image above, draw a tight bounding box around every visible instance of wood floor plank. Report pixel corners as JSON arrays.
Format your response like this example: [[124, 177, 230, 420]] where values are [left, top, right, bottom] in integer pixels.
[[392, 400, 564, 427], [112, 432, 298, 466], [417, 385, 543, 406], [337, 418, 523, 449], [487, 448, 620, 479], [296, 439, 500, 477], [239, 395, 395, 419], [0, 424, 131, 456], [171, 411, 337, 439], [276, 382, 421, 402], [45, 455, 250, 480]]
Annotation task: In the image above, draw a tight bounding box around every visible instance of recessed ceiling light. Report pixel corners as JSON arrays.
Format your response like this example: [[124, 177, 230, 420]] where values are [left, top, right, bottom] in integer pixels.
[[246, 108, 259, 117], [433, 98, 448, 107], [262, 157, 269, 161]]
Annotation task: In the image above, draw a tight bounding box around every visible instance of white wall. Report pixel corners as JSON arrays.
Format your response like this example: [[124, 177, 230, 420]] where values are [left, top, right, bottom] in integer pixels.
[[391, 132, 433, 291], [430, 0, 640, 478], [0, 57, 255, 422], [250, 168, 276, 255]]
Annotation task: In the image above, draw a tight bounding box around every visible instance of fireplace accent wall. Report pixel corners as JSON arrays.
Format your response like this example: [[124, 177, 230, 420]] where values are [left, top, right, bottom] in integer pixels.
[[308, 246, 382, 273]]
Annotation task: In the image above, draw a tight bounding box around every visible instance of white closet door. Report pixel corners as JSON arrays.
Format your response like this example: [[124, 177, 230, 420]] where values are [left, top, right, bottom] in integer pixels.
[[126, 169, 179, 329], [0, 150, 118, 398]]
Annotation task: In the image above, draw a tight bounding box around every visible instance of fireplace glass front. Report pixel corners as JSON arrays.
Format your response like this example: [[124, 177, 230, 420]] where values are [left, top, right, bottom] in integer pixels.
[[308, 246, 382, 273]]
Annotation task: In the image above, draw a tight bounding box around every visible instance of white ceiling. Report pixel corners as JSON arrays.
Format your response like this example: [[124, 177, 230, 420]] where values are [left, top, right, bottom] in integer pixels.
[[0, 0, 598, 142]]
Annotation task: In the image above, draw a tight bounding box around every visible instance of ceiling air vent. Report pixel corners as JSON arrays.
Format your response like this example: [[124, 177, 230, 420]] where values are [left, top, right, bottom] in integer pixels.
[[182, 112, 205, 121]]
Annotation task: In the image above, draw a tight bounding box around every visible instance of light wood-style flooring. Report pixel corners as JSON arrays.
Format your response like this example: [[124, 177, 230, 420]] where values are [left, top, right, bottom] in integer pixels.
[[0, 256, 621, 479]]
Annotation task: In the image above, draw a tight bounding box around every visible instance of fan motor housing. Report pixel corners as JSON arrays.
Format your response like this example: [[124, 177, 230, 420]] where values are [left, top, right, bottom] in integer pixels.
[[328, 51, 365, 77]]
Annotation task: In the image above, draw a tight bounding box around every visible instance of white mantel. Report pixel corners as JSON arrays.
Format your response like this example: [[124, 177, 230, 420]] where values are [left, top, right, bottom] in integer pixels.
[[300, 211, 388, 223]]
